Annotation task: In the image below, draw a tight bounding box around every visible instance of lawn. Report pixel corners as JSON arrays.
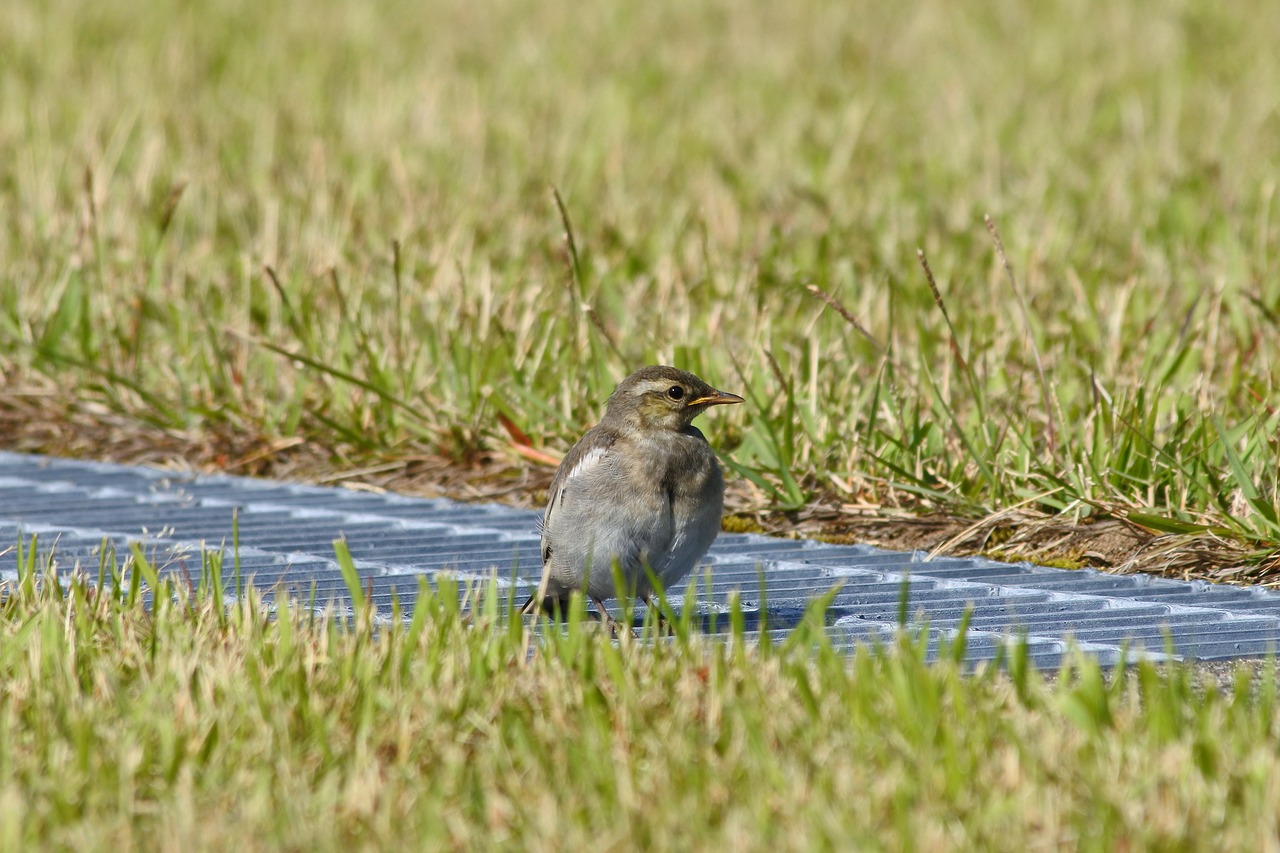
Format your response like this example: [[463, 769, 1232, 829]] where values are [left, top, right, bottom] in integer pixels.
[[3, 0, 1278, 572], [3, 0, 1280, 847], [4, 559, 1280, 851]]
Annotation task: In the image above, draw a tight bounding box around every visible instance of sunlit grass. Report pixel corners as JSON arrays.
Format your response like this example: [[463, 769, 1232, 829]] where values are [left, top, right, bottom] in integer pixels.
[[0, 544, 1278, 850], [2, 0, 1278, 555], [4, 1, 1280, 845], [7, 1, 1280, 835]]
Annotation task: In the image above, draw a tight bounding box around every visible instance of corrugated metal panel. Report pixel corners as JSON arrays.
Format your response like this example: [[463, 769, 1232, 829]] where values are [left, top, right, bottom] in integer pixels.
[[2, 450, 1276, 669]]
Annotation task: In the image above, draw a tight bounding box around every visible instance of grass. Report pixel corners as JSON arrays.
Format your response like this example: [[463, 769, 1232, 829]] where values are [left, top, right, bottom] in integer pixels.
[[3, 553, 1280, 850], [3, 0, 1280, 845], [0, 0, 1278, 572]]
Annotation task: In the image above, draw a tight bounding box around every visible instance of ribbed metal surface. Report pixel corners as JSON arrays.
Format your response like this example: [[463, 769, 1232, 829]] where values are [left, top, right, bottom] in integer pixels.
[[1, 451, 1277, 670]]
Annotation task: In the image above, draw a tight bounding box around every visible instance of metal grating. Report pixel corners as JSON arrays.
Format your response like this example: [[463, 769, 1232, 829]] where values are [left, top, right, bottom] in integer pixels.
[[1, 450, 1277, 670]]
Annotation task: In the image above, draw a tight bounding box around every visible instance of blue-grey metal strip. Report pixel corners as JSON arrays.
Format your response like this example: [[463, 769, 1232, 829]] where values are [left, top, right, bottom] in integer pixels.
[[1, 450, 1277, 668]]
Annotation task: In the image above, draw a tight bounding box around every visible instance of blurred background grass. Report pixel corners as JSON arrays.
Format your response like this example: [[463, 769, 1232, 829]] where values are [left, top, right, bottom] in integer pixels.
[[1, 0, 1277, 546], [6, 4, 1280, 846]]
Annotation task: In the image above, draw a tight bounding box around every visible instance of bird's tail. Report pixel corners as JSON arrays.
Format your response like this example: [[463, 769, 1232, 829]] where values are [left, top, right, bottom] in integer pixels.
[[520, 593, 569, 617]]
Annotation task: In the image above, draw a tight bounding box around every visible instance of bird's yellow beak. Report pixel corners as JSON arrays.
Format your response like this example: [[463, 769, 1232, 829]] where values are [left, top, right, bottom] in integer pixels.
[[687, 391, 745, 407]]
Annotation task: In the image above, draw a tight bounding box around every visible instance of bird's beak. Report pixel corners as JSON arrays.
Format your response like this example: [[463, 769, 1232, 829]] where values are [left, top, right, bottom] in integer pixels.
[[687, 390, 745, 408]]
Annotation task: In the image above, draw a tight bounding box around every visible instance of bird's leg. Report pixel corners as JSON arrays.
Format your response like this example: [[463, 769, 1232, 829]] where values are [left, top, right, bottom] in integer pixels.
[[591, 596, 635, 638], [590, 596, 615, 626], [642, 595, 675, 634]]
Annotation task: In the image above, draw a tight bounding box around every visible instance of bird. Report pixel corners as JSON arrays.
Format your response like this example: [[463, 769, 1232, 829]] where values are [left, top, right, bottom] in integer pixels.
[[522, 365, 743, 623]]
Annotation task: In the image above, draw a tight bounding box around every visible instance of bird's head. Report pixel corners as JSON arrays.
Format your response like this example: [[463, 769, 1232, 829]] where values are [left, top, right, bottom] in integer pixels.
[[604, 365, 744, 432]]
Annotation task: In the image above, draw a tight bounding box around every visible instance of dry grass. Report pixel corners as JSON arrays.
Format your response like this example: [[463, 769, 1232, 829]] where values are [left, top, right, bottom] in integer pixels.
[[2, 1, 1280, 572], [8, 3, 1280, 847], [4, 383, 1272, 586], [4, 559, 1280, 851]]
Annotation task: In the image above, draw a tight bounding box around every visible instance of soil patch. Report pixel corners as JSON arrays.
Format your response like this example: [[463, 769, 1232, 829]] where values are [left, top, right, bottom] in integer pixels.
[[2, 388, 1276, 587]]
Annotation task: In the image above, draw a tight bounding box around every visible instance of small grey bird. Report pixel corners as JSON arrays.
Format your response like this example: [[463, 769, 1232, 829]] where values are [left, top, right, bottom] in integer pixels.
[[523, 365, 743, 620]]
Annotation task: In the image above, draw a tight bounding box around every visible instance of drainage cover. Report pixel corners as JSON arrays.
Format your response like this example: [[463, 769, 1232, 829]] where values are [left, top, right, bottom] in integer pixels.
[[1, 451, 1277, 670]]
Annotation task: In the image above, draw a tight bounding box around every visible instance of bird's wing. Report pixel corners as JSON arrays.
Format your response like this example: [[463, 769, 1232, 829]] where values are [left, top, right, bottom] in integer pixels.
[[541, 427, 616, 563]]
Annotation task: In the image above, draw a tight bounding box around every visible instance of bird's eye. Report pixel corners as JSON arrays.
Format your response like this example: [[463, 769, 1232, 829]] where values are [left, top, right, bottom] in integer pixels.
[[667, 385, 685, 400]]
